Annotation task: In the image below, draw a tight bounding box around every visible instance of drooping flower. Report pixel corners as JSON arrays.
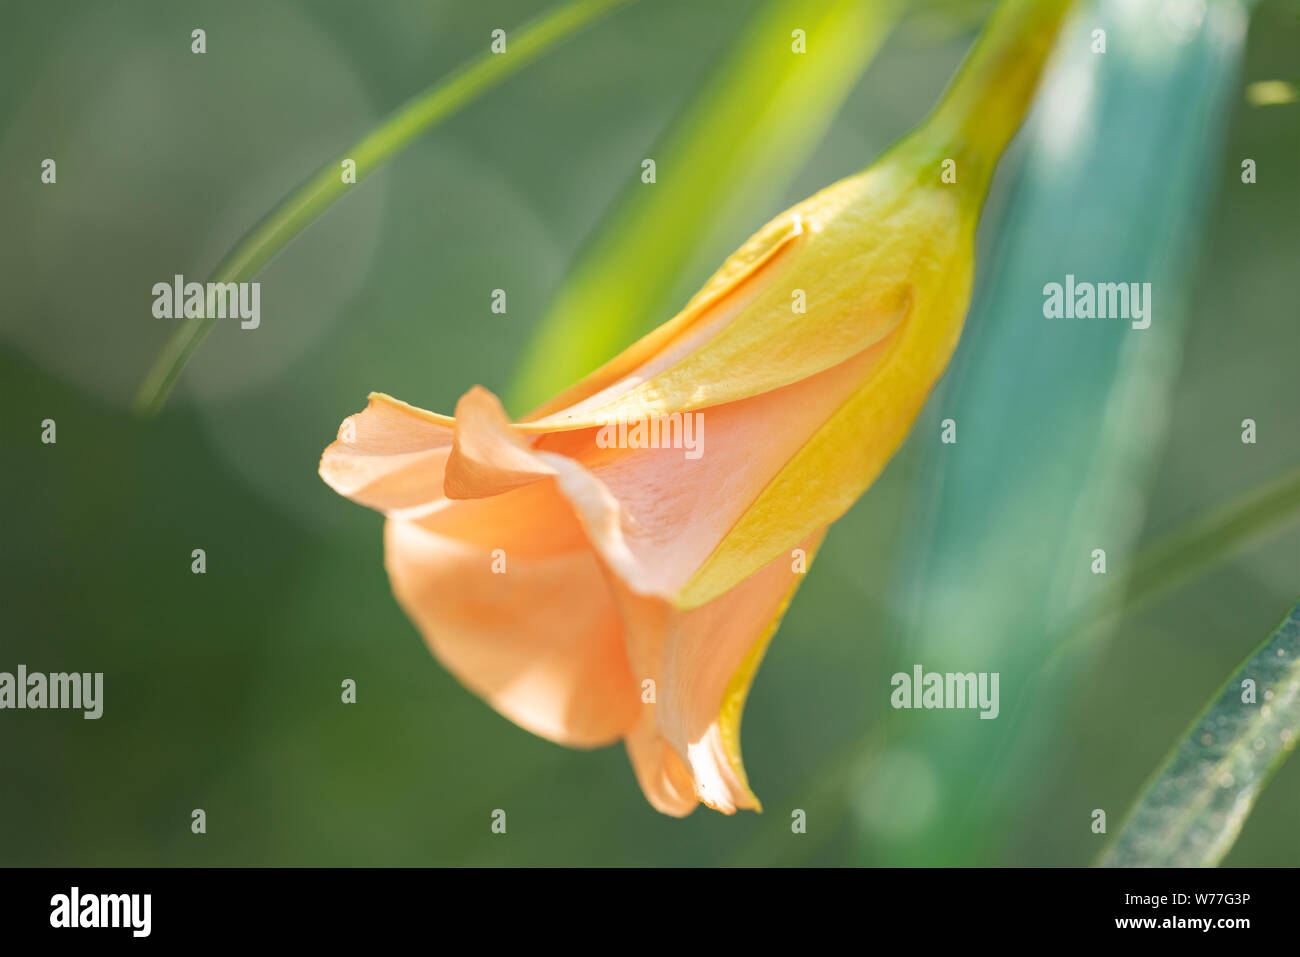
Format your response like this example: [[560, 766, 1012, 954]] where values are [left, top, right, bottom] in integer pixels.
[[320, 0, 1072, 815]]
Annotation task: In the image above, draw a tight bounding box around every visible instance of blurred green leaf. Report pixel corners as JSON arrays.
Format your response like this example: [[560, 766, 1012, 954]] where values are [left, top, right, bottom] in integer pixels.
[[956, 464, 1300, 821], [1063, 464, 1300, 649], [1103, 598, 1300, 867], [131, 0, 634, 417], [507, 0, 904, 412], [877, 0, 1251, 865]]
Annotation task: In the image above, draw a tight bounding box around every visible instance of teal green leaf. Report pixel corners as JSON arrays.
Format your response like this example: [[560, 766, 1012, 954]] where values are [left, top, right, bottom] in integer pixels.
[[1103, 599, 1300, 867], [873, 0, 1250, 865], [507, 0, 904, 412]]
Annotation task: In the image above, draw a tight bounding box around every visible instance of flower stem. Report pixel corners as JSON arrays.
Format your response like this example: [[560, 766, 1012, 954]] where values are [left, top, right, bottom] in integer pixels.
[[908, 0, 1075, 200]]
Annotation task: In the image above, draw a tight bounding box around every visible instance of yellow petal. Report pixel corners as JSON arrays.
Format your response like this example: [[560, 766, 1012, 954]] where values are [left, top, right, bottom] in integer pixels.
[[520, 211, 804, 425], [677, 233, 975, 609], [518, 162, 945, 432]]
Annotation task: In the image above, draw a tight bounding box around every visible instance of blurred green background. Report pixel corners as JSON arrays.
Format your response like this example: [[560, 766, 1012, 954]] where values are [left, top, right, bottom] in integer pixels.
[[0, 0, 1296, 865]]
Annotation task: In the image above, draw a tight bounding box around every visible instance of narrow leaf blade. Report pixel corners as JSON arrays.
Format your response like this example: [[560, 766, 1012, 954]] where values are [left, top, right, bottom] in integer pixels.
[[131, 0, 633, 417], [1103, 599, 1300, 867]]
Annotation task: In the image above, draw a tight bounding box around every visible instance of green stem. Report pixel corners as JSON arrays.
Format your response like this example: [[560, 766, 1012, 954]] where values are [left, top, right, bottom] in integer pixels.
[[132, 0, 633, 417], [908, 0, 1074, 199]]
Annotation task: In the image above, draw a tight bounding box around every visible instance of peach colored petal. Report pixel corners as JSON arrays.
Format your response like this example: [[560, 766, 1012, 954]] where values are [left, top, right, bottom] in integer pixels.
[[408, 478, 591, 558], [318, 393, 454, 514], [385, 511, 638, 748], [445, 387, 556, 500], [615, 530, 825, 814], [624, 711, 699, 817]]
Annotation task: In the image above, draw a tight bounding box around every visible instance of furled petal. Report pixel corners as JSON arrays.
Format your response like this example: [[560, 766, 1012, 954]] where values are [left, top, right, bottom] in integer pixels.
[[624, 712, 700, 817], [445, 386, 558, 499], [617, 530, 827, 815], [678, 244, 973, 608]]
